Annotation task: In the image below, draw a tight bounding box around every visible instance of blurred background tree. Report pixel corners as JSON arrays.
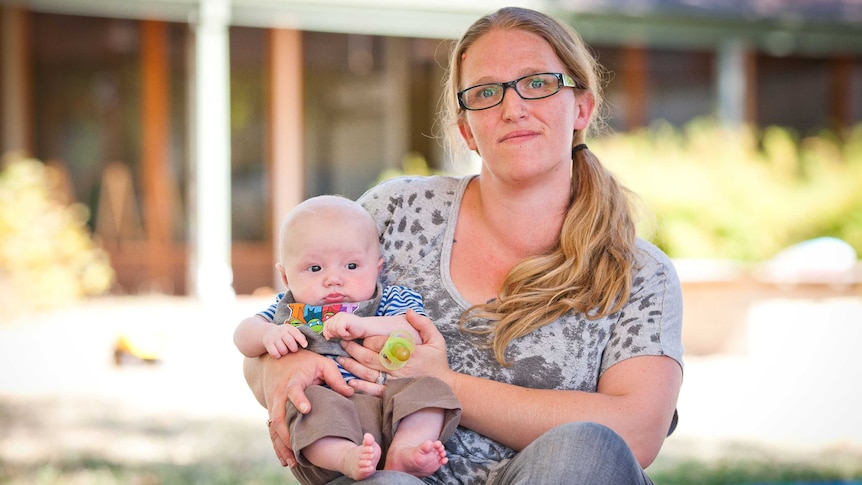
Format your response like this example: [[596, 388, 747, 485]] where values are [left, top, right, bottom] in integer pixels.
[[594, 119, 862, 262], [0, 152, 114, 315]]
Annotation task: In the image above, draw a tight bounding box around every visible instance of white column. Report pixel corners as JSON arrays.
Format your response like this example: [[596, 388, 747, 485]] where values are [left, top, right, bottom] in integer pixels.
[[189, 0, 234, 301], [716, 38, 747, 127]]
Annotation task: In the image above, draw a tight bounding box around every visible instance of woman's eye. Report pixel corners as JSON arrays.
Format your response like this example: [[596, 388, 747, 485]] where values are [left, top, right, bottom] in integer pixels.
[[476, 86, 500, 99], [528, 78, 546, 89], [479, 88, 495, 98], [346, 263, 358, 270]]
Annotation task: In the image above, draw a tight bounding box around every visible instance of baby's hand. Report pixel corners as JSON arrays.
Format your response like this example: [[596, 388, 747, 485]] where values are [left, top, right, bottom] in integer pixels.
[[322, 313, 360, 341], [262, 324, 308, 358]]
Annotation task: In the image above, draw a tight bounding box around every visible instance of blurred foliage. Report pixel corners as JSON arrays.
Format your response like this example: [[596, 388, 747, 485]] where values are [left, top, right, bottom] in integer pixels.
[[0, 152, 114, 314], [649, 455, 862, 485], [593, 119, 862, 261], [376, 151, 443, 183]]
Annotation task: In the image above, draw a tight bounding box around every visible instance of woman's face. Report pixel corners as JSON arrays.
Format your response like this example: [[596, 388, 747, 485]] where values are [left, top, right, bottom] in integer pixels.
[[457, 28, 593, 186]]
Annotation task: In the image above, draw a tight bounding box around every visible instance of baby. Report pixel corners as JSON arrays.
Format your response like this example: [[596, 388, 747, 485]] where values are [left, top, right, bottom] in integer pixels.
[[234, 195, 460, 484]]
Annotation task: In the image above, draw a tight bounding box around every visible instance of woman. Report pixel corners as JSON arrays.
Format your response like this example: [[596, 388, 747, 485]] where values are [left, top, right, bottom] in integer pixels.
[[244, 6, 683, 484]]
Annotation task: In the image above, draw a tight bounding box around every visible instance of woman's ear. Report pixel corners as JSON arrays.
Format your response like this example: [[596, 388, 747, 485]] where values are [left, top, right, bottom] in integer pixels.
[[275, 262, 289, 288], [574, 91, 595, 131], [458, 118, 478, 151]]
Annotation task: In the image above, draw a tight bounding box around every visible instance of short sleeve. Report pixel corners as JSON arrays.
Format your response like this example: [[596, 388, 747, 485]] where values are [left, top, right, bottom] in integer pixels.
[[256, 292, 285, 322], [601, 240, 684, 375]]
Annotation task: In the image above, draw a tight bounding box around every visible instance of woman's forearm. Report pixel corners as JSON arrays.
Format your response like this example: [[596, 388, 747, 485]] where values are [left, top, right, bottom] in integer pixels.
[[446, 355, 681, 467], [448, 371, 599, 449], [242, 355, 268, 408]]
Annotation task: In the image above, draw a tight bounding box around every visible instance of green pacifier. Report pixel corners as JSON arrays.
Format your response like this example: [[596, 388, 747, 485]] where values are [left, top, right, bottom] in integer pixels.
[[379, 331, 415, 370]]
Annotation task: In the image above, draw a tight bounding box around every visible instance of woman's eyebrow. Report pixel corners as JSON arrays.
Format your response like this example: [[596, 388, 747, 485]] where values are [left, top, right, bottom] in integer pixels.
[[466, 68, 551, 86]]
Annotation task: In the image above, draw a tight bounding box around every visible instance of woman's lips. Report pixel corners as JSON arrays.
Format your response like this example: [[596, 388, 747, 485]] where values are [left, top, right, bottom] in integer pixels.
[[499, 130, 538, 143]]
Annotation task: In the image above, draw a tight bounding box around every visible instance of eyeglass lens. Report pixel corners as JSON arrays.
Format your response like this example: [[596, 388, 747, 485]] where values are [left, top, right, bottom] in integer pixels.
[[460, 73, 564, 110]]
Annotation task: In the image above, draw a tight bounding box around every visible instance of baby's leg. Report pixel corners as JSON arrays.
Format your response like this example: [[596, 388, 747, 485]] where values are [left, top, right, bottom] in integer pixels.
[[303, 432, 381, 481], [384, 408, 447, 477]]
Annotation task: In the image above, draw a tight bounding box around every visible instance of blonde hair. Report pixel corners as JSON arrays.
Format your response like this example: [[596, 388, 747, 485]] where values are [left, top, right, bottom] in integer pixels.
[[443, 7, 637, 365]]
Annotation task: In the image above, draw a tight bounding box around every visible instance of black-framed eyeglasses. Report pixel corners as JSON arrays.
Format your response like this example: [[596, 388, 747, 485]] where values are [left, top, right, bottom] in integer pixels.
[[457, 72, 582, 111]]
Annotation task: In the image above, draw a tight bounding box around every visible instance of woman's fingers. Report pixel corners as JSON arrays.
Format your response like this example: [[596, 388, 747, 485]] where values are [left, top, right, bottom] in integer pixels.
[[267, 415, 295, 467], [337, 342, 386, 381], [405, 309, 441, 345], [361, 335, 387, 352], [265, 372, 295, 467], [347, 376, 386, 397], [340, 338, 381, 369], [403, 310, 453, 379], [318, 355, 355, 397]]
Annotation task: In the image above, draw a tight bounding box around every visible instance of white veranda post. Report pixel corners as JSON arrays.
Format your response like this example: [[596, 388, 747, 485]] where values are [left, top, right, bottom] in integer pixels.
[[190, 0, 235, 301]]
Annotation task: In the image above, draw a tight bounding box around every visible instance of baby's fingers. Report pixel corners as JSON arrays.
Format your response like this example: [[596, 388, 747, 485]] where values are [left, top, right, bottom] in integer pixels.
[[285, 326, 308, 350], [266, 341, 286, 359]]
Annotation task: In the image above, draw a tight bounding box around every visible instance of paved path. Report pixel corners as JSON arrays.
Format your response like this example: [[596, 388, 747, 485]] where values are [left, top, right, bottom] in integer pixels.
[[1, 294, 861, 474]]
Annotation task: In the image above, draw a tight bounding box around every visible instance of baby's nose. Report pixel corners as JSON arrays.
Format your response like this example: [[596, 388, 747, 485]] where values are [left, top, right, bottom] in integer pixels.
[[324, 272, 343, 286]]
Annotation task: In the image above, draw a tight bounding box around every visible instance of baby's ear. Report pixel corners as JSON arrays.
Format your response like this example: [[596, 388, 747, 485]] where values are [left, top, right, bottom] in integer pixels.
[[275, 262, 289, 287], [377, 257, 384, 273]]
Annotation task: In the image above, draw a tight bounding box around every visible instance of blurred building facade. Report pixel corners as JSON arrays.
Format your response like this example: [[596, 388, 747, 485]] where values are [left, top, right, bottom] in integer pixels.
[[1, 0, 861, 297]]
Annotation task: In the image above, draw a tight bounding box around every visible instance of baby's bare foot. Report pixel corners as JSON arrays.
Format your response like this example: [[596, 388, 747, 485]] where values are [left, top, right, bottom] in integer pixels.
[[385, 440, 447, 477], [341, 433, 381, 481]]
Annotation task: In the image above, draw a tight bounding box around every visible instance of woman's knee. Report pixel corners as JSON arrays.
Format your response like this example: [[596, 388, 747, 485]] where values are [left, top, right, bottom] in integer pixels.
[[529, 421, 625, 458], [557, 421, 621, 445], [490, 422, 648, 485]]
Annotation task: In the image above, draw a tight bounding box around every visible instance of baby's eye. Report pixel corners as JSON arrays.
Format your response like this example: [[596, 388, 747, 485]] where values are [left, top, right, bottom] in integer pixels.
[[309, 265, 322, 273], [346, 263, 358, 270]]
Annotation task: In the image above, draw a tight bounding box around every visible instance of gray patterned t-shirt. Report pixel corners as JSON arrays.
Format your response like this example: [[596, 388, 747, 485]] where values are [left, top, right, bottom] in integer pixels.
[[358, 175, 684, 484]]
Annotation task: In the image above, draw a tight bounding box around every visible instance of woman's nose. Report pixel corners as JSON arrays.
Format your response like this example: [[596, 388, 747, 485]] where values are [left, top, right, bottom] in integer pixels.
[[500, 90, 528, 120]]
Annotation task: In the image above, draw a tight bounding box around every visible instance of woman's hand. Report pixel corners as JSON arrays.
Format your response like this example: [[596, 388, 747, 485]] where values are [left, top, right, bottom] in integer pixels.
[[243, 349, 354, 467], [339, 310, 454, 395]]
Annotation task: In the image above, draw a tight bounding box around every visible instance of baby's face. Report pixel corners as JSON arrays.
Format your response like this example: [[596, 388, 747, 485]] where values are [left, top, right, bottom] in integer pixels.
[[282, 213, 380, 306]]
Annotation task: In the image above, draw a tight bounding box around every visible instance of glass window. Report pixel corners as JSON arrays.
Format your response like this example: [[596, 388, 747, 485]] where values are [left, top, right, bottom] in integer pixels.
[[229, 26, 267, 242], [32, 13, 141, 222], [31, 13, 188, 240], [757, 55, 831, 134], [647, 48, 715, 126]]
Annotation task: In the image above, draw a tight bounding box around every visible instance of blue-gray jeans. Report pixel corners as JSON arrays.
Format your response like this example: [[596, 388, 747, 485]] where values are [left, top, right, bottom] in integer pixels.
[[328, 421, 654, 484]]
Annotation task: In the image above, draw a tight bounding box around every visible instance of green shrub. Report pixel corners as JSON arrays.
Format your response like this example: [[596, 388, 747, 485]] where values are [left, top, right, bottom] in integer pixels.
[[594, 119, 862, 261], [0, 152, 114, 314]]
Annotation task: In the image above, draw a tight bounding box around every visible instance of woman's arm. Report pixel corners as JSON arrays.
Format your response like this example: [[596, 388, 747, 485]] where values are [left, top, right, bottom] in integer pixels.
[[340, 311, 682, 468], [448, 354, 680, 467], [242, 350, 356, 467]]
